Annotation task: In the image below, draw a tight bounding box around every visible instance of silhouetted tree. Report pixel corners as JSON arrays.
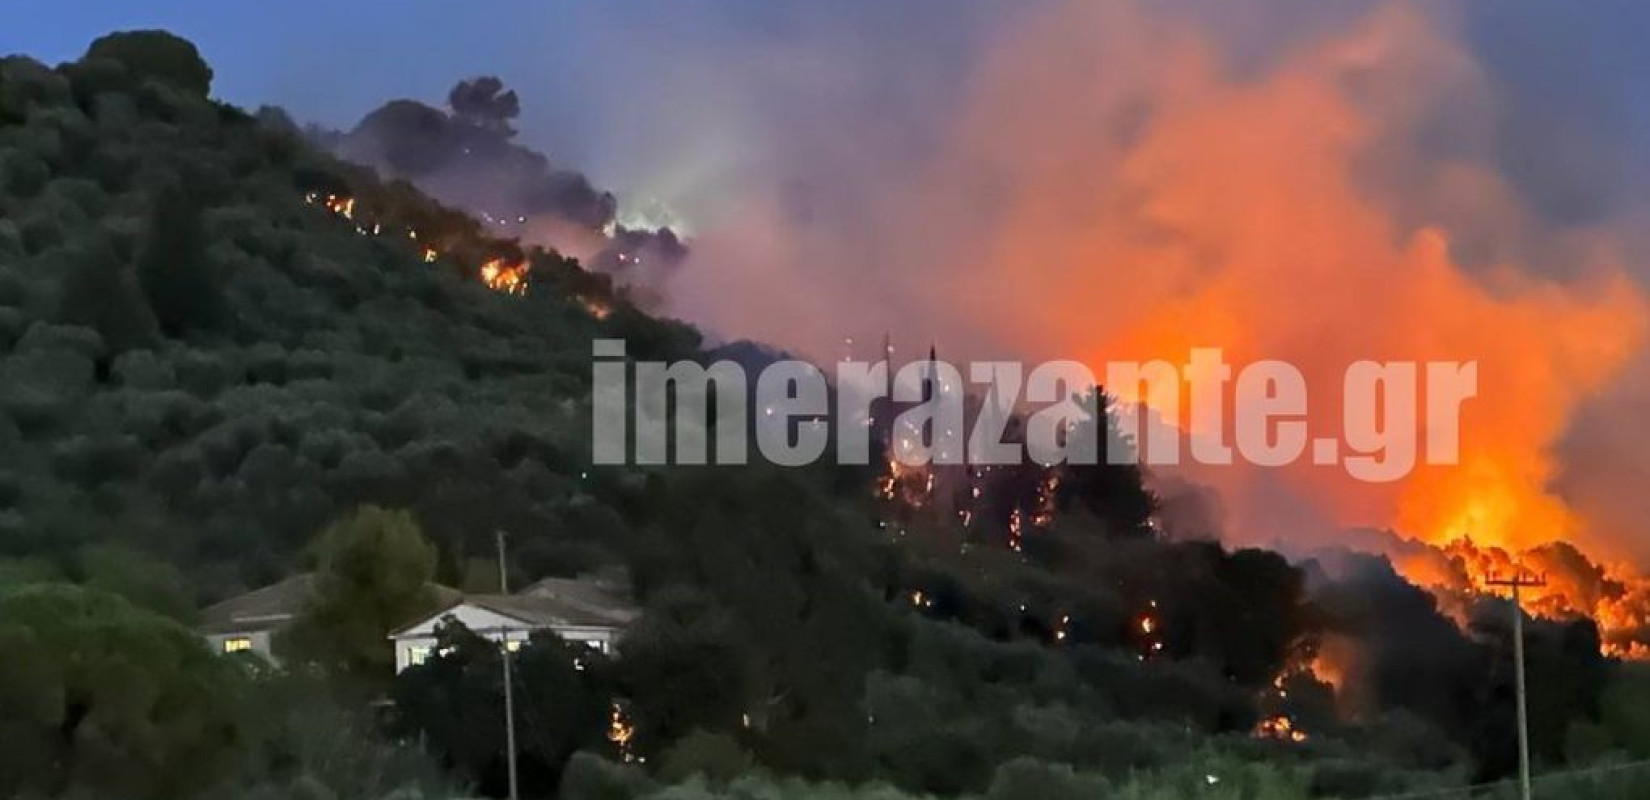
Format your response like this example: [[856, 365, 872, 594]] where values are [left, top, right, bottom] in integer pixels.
[[137, 188, 223, 336], [84, 30, 212, 97]]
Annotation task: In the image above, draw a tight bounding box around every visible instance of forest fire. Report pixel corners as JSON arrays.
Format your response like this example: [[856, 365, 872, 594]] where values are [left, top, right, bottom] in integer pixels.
[[479, 258, 529, 295], [306, 190, 540, 297], [1255, 715, 1309, 744], [1382, 535, 1650, 659], [1250, 645, 1342, 745]]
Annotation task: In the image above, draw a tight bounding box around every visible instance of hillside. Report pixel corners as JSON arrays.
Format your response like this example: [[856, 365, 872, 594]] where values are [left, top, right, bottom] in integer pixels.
[[2, 30, 1648, 800]]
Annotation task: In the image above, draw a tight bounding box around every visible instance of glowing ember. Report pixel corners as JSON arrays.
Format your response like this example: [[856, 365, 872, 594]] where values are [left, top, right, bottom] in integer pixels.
[[324, 194, 355, 220], [1135, 601, 1164, 660], [580, 296, 613, 320], [877, 454, 933, 510], [607, 702, 637, 763], [1254, 714, 1309, 744], [1031, 473, 1059, 528]]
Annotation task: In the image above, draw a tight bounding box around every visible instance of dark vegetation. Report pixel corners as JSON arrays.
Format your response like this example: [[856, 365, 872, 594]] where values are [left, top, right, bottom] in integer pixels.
[[2, 30, 1650, 800]]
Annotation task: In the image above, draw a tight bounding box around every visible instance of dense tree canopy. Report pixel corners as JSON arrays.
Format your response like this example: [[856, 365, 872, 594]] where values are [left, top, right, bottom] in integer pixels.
[[0, 584, 244, 799]]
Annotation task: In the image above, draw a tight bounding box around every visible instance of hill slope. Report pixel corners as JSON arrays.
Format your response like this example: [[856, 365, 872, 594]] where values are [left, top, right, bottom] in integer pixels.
[[1, 30, 1641, 800]]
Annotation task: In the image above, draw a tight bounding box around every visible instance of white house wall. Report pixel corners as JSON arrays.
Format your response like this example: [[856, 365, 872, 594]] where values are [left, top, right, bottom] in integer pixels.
[[390, 603, 623, 673]]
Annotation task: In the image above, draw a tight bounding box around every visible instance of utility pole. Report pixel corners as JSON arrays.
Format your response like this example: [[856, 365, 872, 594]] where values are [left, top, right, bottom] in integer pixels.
[[1487, 571, 1547, 800], [496, 532, 519, 800], [496, 529, 510, 593]]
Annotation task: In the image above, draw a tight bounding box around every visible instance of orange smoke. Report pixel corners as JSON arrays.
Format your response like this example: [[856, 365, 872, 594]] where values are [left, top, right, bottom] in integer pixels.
[[675, 3, 1650, 645], [912, 4, 1646, 582], [925, 4, 1644, 556]]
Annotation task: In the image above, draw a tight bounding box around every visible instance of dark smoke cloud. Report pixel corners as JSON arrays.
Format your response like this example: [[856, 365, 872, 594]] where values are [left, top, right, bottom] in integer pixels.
[[321, 77, 687, 298]]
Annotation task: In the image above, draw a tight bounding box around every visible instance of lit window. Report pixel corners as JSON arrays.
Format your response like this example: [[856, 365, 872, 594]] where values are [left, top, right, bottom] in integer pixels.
[[505, 639, 523, 653], [407, 646, 432, 666], [223, 637, 253, 654]]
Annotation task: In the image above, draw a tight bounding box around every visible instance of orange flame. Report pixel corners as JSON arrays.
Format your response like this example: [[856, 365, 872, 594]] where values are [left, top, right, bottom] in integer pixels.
[[1387, 536, 1650, 659], [479, 258, 530, 296]]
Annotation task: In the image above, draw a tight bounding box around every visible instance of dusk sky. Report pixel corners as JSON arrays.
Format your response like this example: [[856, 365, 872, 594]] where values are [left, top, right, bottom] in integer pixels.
[[8, 2, 1650, 223]]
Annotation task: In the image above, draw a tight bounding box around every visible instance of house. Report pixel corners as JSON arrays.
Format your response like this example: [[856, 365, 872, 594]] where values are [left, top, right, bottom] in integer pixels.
[[388, 573, 639, 673], [197, 573, 315, 660], [197, 573, 461, 662]]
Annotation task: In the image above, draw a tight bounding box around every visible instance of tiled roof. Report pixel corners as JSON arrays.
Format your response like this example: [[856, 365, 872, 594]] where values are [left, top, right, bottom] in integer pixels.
[[519, 575, 638, 620], [197, 574, 316, 635], [466, 591, 636, 629], [390, 573, 639, 638], [198, 573, 462, 635]]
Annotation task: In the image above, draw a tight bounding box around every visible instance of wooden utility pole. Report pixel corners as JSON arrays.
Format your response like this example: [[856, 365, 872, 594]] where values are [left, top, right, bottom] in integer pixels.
[[496, 532, 519, 800], [1487, 572, 1548, 800]]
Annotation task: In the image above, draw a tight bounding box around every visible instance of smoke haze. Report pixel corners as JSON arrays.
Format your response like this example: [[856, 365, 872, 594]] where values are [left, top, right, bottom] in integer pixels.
[[12, 0, 1650, 566]]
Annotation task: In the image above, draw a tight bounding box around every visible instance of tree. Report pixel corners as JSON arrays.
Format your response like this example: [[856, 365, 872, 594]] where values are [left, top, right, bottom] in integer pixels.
[[278, 506, 441, 684], [137, 188, 223, 336], [1599, 664, 1650, 758], [392, 621, 612, 796], [57, 237, 160, 352], [0, 583, 244, 799], [1056, 393, 1156, 539], [77, 541, 195, 621], [84, 30, 213, 97], [613, 588, 757, 758]]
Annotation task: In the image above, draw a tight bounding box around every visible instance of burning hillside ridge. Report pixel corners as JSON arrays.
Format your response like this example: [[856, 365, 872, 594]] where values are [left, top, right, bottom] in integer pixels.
[[299, 184, 611, 316], [316, 76, 687, 305], [649, 0, 1650, 626], [1335, 529, 1650, 660], [856, 347, 1650, 662]]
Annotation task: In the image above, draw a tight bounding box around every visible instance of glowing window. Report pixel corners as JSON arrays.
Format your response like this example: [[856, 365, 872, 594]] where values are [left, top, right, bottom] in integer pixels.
[[505, 639, 523, 653], [407, 646, 432, 666], [223, 637, 253, 654]]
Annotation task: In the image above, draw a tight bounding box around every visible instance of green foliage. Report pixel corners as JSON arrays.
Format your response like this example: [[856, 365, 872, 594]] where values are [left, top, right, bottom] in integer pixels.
[[138, 187, 224, 335], [657, 730, 757, 785], [76, 540, 195, 620], [560, 752, 659, 800], [984, 758, 1110, 800], [1592, 663, 1650, 758], [84, 30, 213, 97], [0, 583, 244, 799], [615, 588, 760, 759], [391, 622, 613, 796], [55, 237, 159, 352], [223, 671, 460, 800], [278, 506, 439, 683]]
